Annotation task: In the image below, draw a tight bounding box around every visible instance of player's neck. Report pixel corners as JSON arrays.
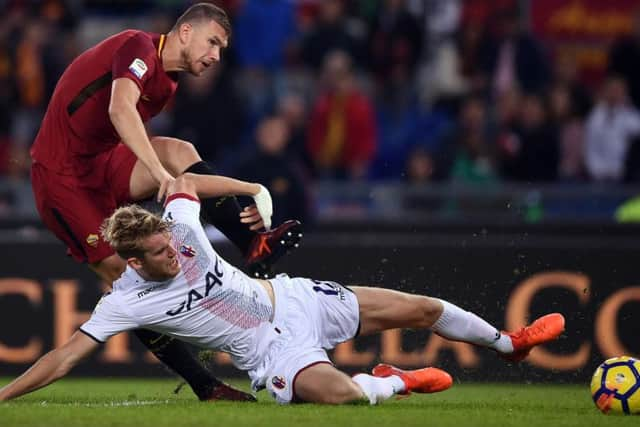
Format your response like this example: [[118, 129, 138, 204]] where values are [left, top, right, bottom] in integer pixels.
[[132, 265, 163, 283], [160, 32, 185, 72]]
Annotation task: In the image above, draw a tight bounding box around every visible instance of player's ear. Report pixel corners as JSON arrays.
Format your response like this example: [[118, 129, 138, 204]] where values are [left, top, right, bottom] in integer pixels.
[[179, 22, 192, 44], [127, 257, 144, 271]]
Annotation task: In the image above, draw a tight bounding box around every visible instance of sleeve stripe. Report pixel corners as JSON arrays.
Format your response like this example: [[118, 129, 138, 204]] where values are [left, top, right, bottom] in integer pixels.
[[164, 192, 200, 206], [67, 71, 113, 116], [78, 328, 106, 344]]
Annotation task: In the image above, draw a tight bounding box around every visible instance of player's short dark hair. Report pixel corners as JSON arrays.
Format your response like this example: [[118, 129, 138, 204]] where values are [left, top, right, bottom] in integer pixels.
[[173, 3, 232, 36]]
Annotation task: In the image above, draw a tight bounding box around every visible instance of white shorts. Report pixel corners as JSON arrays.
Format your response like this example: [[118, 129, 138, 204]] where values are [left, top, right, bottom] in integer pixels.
[[247, 274, 360, 404]]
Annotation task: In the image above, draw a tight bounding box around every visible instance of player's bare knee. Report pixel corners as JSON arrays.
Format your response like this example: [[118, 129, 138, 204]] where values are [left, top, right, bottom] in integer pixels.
[[171, 139, 200, 171], [172, 175, 197, 195], [152, 137, 201, 175], [178, 139, 198, 159]]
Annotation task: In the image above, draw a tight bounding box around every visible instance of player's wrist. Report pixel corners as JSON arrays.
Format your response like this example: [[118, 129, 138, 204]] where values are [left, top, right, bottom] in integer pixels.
[[250, 183, 264, 196], [251, 184, 273, 230]]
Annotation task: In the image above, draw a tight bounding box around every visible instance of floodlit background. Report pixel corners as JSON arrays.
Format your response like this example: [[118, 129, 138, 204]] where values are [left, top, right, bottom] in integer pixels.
[[2, 0, 640, 223]]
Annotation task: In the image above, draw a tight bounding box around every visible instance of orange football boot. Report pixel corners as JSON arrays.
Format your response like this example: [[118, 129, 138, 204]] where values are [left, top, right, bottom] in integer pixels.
[[502, 313, 565, 362], [372, 364, 453, 394]]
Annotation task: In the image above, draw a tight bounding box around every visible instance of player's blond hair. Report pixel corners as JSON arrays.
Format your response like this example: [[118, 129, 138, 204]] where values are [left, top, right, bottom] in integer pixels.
[[173, 3, 232, 35], [101, 205, 171, 259]]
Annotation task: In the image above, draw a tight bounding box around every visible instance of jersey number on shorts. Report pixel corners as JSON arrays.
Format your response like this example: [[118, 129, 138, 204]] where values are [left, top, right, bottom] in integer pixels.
[[312, 280, 340, 296]]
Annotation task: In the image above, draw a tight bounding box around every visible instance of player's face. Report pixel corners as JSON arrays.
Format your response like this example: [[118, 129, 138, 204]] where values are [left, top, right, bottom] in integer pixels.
[[138, 232, 181, 281], [183, 20, 228, 76]]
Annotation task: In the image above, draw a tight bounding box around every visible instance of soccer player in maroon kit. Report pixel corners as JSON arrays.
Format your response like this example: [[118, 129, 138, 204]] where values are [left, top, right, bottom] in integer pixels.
[[29, 3, 301, 401]]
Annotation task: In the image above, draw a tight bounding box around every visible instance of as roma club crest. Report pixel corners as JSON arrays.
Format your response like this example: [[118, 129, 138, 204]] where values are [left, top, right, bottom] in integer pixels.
[[86, 233, 99, 248]]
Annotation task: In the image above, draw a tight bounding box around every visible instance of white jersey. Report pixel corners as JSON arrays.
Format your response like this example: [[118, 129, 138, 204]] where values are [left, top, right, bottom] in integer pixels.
[[80, 194, 277, 371]]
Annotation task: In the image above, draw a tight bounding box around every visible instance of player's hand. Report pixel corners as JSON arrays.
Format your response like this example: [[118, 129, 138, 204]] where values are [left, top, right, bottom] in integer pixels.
[[153, 168, 175, 203], [250, 184, 273, 230], [240, 205, 265, 231]]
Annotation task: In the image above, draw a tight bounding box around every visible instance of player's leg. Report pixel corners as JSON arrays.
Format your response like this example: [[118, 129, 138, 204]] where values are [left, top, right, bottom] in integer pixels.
[[290, 361, 451, 405], [263, 350, 394, 405], [127, 137, 249, 236], [130, 330, 254, 401], [293, 362, 376, 404], [269, 278, 451, 405], [31, 163, 121, 265], [352, 286, 564, 360], [146, 136, 255, 249], [126, 137, 302, 277], [180, 160, 303, 278]]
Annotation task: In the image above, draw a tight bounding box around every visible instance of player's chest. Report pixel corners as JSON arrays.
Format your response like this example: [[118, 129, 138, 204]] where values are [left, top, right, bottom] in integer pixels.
[[137, 77, 177, 120]]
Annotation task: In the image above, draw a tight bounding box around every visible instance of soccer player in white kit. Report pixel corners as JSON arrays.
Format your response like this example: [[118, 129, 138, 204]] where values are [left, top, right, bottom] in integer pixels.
[[0, 176, 566, 404]]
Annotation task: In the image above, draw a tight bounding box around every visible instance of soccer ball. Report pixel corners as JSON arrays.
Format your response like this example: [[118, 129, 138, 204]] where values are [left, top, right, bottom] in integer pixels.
[[590, 356, 640, 415]]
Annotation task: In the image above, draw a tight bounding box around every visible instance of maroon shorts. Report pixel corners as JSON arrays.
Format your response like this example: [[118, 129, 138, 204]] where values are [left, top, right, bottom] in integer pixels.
[[31, 143, 138, 263]]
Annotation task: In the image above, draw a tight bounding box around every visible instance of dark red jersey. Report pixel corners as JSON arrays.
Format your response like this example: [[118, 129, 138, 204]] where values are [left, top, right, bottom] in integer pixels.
[[31, 30, 178, 176]]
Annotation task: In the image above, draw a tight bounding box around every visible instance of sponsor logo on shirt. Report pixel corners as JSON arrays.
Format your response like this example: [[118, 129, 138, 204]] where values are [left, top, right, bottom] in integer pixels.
[[86, 233, 99, 248], [271, 376, 286, 390], [180, 244, 196, 258], [165, 258, 224, 316], [137, 283, 164, 299], [128, 58, 148, 79]]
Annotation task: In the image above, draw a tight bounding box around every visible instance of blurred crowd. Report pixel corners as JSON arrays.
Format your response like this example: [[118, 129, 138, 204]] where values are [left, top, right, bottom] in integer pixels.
[[2, 0, 640, 223]]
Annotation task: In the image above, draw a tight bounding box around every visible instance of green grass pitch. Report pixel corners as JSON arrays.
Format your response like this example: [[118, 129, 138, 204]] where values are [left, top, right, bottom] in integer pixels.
[[0, 378, 635, 427]]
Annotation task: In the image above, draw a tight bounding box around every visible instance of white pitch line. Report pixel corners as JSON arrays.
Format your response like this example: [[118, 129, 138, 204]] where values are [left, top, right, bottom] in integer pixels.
[[38, 399, 173, 407]]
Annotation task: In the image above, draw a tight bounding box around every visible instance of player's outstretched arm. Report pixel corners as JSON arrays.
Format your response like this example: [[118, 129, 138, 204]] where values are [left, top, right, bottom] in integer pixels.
[[183, 172, 262, 198], [109, 78, 175, 202], [182, 173, 273, 229], [0, 332, 99, 401]]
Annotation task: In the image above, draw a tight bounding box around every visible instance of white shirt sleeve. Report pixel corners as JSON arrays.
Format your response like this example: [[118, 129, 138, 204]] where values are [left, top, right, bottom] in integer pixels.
[[80, 292, 139, 343]]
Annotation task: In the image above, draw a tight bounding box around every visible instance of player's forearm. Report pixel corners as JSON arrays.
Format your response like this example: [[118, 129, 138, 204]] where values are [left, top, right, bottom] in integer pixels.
[[184, 173, 261, 198], [109, 104, 164, 175], [0, 349, 76, 401]]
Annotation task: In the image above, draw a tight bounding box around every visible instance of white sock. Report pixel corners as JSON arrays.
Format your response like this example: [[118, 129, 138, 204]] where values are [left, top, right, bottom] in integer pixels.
[[430, 299, 514, 353], [352, 373, 406, 405]]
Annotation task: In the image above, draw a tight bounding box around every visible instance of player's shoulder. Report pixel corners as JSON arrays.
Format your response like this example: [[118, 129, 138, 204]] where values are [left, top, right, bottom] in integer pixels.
[[111, 268, 141, 292], [113, 29, 154, 42], [107, 29, 157, 53]]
